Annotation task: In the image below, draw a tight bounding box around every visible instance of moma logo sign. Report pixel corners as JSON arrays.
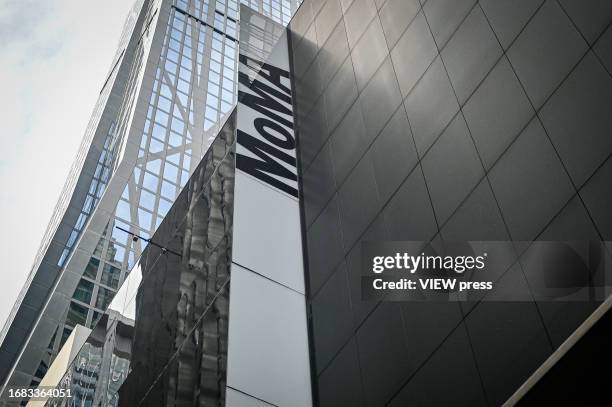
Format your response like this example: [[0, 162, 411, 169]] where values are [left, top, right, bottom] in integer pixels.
[[236, 53, 298, 198]]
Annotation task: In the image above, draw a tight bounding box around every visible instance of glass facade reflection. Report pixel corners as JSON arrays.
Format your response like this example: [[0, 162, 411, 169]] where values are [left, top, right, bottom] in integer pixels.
[[45, 112, 236, 407]]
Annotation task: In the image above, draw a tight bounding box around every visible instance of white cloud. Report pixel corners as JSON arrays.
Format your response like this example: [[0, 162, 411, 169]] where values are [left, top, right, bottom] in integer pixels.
[[0, 0, 135, 329]]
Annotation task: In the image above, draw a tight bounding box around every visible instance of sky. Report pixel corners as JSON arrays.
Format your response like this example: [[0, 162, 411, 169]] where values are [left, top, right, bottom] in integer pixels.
[[0, 0, 135, 331]]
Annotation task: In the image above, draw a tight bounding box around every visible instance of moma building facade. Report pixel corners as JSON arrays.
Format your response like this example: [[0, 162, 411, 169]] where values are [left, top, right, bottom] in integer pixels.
[[291, 0, 612, 405], [3, 0, 612, 406]]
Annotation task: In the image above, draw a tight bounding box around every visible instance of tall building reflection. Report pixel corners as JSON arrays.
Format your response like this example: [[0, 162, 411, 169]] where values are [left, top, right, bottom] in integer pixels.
[[45, 112, 236, 407]]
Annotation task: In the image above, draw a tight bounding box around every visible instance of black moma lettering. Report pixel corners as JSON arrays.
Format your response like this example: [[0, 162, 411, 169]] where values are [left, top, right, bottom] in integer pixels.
[[254, 118, 295, 150], [238, 73, 293, 129], [238, 54, 293, 130], [239, 54, 291, 96], [236, 129, 298, 197]]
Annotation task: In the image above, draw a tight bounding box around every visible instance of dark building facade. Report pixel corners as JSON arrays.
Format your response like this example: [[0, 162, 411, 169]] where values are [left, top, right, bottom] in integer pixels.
[[289, 0, 612, 406], [45, 113, 236, 407], [116, 112, 235, 406]]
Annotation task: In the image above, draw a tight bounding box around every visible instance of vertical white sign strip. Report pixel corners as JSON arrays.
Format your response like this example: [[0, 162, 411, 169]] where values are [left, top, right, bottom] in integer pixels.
[[227, 264, 311, 407], [226, 7, 312, 407]]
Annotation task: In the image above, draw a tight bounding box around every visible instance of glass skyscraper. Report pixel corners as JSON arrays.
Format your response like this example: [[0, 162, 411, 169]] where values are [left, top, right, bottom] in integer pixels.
[[0, 0, 299, 398]]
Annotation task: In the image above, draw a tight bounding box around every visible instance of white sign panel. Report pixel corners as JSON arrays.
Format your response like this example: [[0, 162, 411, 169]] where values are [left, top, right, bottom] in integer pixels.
[[226, 6, 312, 407]]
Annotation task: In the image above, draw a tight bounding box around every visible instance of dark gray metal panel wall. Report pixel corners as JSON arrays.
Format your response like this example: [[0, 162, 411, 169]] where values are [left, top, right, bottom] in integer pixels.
[[289, 0, 612, 405]]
